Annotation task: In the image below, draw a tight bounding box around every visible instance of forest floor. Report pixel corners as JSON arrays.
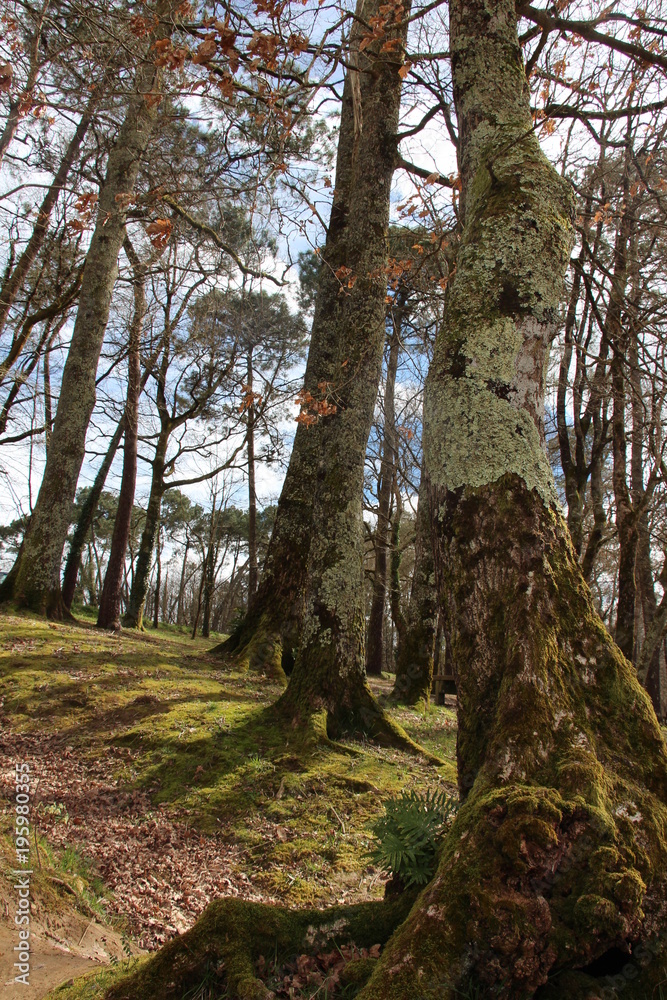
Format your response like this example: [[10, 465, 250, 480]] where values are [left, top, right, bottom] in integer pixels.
[[0, 608, 456, 999]]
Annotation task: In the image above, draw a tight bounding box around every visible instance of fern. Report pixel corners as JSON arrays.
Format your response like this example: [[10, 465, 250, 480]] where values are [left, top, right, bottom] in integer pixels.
[[367, 788, 458, 888]]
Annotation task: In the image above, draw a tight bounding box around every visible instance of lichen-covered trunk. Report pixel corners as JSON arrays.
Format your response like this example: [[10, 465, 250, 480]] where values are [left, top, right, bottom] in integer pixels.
[[355, 1, 667, 996], [97, 246, 145, 630], [274, 0, 411, 736], [6, 2, 174, 617], [122, 431, 168, 630], [391, 454, 437, 705], [366, 322, 401, 676], [211, 0, 409, 686]]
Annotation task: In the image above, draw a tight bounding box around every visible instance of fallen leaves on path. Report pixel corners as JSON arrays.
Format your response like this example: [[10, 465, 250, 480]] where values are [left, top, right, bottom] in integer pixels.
[[0, 731, 275, 950]]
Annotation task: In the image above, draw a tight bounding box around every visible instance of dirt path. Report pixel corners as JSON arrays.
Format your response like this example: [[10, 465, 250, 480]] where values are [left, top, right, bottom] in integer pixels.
[[0, 908, 132, 999]]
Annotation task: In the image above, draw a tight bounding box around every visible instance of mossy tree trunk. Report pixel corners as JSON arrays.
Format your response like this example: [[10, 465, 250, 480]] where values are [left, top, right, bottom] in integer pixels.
[[354, 0, 667, 995], [212, 0, 410, 687], [97, 239, 145, 630], [391, 454, 437, 704], [274, 0, 412, 738], [3, 1, 175, 618]]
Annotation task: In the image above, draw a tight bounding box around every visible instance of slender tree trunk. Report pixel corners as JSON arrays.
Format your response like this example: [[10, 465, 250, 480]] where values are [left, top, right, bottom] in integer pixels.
[[123, 430, 168, 629], [191, 552, 206, 639], [388, 470, 406, 657], [0, 0, 46, 170], [202, 543, 215, 639], [391, 455, 437, 704], [4, 1, 175, 617], [0, 280, 82, 436], [275, 0, 412, 737], [42, 336, 52, 453], [0, 104, 94, 355], [366, 318, 401, 676], [356, 3, 667, 995], [211, 0, 410, 685], [609, 164, 636, 661], [246, 349, 258, 600], [153, 523, 162, 628], [97, 240, 145, 630], [177, 537, 190, 626], [60, 416, 125, 609]]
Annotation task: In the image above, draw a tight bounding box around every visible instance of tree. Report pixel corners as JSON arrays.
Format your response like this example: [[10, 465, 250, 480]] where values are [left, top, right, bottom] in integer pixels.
[[215, 0, 414, 717], [122, 269, 242, 630], [355, 0, 667, 993], [1, 0, 179, 616], [97, 238, 147, 630]]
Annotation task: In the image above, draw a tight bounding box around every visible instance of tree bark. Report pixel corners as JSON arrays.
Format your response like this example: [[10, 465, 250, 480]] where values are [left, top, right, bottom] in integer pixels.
[[60, 415, 125, 609], [211, 0, 409, 686], [122, 429, 168, 629], [5, 1, 175, 617], [176, 536, 190, 626], [153, 521, 162, 628], [97, 240, 145, 630], [353, 1, 667, 995], [366, 318, 401, 676], [388, 469, 407, 654], [609, 157, 637, 661], [0, 103, 93, 355], [274, 0, 412, 738], [391, 455, 437, 704], [246, 349, 258, 601]]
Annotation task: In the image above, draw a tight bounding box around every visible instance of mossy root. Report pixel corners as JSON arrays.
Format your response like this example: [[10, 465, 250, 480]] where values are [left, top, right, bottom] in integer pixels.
[[99, 895, 416, 1000]]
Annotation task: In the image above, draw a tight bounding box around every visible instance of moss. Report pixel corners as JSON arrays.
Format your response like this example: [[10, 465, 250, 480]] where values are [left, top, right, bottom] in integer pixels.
[[350, 479, 667, 999], [95, 895, 416, 1000], [0, 608, 454, 923]]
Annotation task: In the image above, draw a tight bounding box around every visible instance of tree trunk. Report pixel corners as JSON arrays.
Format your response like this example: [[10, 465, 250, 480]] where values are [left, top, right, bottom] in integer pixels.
[[609, 160, 636, 661], [366, 318, 401, 676], [211, 0, 409, 684], [0, 0, 46, 170], [202, 543, 215, 639], [97, 240, 145, 630], [177, 536, 190, 626], [388, 469, 407, 656], [122, 431, 168, 629], [60, 415, 125, 609], [0, 103, 93, 354], [391, 455, 437, 704], [246, 349, 258, 601], [275, 0, 412, 738], [42, 334, 52, 453], [354, 2, 667, 995], [5, 1, 174, 617], [153, 523, 162, 628]]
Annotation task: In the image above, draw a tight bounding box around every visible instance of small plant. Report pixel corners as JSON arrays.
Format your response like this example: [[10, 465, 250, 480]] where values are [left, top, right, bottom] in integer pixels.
[[367, 788, 458, 888]]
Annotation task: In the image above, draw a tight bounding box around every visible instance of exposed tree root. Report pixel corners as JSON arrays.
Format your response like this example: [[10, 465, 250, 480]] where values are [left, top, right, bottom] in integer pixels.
[[100, 895, 416, 1000], [274, 685, 446, 767], [210, 614, 287, 684]]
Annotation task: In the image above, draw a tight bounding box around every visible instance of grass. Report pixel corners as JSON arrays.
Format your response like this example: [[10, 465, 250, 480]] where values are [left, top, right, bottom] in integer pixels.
[[0, 608, 456, 919]]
